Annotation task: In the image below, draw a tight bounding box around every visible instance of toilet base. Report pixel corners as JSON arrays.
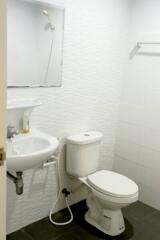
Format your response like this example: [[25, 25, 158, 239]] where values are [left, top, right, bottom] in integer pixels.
[[85, 209, 125, 236], [85, 193, 125, 236]]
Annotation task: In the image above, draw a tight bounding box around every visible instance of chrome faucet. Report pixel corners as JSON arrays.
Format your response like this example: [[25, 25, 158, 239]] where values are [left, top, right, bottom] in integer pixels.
[[7, 126, 19, 139]]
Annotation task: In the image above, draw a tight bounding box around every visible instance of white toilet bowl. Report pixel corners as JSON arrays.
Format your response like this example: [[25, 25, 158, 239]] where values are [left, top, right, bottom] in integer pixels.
[[79, 170, 138, 236], [66, 131, 138, 236]]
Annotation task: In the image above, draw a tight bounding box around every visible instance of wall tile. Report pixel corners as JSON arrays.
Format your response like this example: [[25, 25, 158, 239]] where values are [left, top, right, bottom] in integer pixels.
[[114, 155, 137, 181], [137, 181, 160, 210], [114, 0, 160, 210], [119, 104, 145, 125], [116, 122, 142, 144], [140, 147, 160, 169], [116, 140, 141, 163]]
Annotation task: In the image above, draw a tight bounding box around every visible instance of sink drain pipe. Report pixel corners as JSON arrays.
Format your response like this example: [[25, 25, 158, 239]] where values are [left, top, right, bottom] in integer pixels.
[[7, 171, 24, 195]]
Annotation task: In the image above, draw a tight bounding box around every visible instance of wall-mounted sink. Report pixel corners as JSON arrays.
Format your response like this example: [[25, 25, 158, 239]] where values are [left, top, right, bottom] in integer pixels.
[[7, 129, 59, 171]]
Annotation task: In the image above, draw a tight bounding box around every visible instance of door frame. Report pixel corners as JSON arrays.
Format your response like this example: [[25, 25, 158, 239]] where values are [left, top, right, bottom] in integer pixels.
[[0, 0, 7, 239]]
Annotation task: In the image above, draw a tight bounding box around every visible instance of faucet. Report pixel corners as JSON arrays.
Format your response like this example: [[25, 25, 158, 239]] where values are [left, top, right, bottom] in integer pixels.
[[7, 126, 19, 139]]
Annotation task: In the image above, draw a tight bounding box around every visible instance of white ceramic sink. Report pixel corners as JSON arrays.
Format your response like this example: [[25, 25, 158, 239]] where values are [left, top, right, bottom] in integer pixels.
[[7, 129, 59, 171]]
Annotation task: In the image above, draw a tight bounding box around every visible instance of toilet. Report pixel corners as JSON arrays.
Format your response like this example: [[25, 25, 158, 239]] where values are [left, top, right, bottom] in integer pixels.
[[66, 131, 138, 236]]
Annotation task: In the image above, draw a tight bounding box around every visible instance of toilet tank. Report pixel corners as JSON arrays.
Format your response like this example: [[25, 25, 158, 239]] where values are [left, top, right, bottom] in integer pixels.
[[66, 131, 103, 177]]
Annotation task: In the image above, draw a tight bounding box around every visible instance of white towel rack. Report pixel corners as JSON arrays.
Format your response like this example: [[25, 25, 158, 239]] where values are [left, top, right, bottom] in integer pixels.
[[130, 42, 160, 59]]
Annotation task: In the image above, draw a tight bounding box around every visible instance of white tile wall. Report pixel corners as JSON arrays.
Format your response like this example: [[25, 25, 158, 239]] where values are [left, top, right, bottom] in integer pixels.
[[114, 155, 138, 181], [114, 0, 160, 210], [7, 0, 131, 233]]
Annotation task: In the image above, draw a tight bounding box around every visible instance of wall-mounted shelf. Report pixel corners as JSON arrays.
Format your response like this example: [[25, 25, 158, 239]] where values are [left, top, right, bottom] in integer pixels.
[[130, 42, 160, 59]]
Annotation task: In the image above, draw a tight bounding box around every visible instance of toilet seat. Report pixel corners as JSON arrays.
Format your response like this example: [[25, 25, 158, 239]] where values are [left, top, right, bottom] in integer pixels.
[[87, 170, 138, 198]]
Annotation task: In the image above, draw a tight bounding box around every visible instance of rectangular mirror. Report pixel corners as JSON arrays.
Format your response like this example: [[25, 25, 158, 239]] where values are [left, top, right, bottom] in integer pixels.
[[7, 0, 65, 87]]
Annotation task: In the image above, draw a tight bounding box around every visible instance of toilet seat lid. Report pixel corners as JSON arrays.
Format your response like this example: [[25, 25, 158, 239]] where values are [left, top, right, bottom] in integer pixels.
[[87, 170, 138, 198]]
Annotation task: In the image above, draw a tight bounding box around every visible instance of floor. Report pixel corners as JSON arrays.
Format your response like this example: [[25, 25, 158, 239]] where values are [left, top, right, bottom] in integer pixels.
[[7, 200, 160, 240]]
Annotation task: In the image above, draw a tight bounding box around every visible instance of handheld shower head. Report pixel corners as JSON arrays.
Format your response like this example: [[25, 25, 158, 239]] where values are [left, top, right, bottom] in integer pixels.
[[42, 9, 55, 31], [42, 10, 49, 16]]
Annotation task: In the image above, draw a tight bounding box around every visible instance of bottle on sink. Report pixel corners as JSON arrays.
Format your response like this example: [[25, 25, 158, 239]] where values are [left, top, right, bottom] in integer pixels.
[[21, 111, 30, 134]]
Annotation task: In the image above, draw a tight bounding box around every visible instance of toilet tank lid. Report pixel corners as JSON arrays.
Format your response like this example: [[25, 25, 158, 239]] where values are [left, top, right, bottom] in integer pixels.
[[67, 131, 103, 145]]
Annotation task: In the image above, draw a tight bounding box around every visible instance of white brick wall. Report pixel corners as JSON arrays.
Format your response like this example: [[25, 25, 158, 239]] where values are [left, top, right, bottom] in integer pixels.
[[7, 0, 131, 233], [114, 0, 160, 210]]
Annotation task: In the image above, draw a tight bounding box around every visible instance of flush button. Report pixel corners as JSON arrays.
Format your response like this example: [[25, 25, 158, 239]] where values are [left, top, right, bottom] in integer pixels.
[[84, 134, 90, 137]]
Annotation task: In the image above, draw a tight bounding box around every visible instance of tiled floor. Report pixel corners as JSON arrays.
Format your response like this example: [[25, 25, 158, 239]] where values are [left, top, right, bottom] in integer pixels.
[[7, 200, 160, 240]]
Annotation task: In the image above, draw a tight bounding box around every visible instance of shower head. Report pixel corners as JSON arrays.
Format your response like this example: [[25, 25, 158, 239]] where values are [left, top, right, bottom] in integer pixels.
[[42, 9, 55, 31], [42, 10, 49, 16]]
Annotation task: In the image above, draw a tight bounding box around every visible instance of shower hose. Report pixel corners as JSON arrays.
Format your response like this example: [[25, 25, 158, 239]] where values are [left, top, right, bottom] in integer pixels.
[[49, 151, 74, 226]]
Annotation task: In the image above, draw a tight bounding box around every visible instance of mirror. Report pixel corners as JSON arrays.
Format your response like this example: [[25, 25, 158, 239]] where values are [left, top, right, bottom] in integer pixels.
[[7, 0, 65, 87]]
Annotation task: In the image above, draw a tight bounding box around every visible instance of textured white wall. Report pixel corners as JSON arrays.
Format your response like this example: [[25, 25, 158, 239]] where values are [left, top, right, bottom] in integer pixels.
[[114, 0, 160, 210], [7, 0, 131, 233]]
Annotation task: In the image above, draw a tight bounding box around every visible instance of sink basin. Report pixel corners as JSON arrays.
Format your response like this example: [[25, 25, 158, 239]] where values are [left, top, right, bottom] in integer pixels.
[[7, 129, 59, 171]]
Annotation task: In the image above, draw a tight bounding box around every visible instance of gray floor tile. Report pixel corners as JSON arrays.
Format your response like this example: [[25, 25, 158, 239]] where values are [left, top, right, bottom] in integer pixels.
[[7, 229, 33, 240], [24, 217, 76, 240], [7, 201, 160, 240], [23, 208, 77, 240], [54, 232, 77, 240], [122, 201, 157, 222], [145, 210, 160, 227]]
